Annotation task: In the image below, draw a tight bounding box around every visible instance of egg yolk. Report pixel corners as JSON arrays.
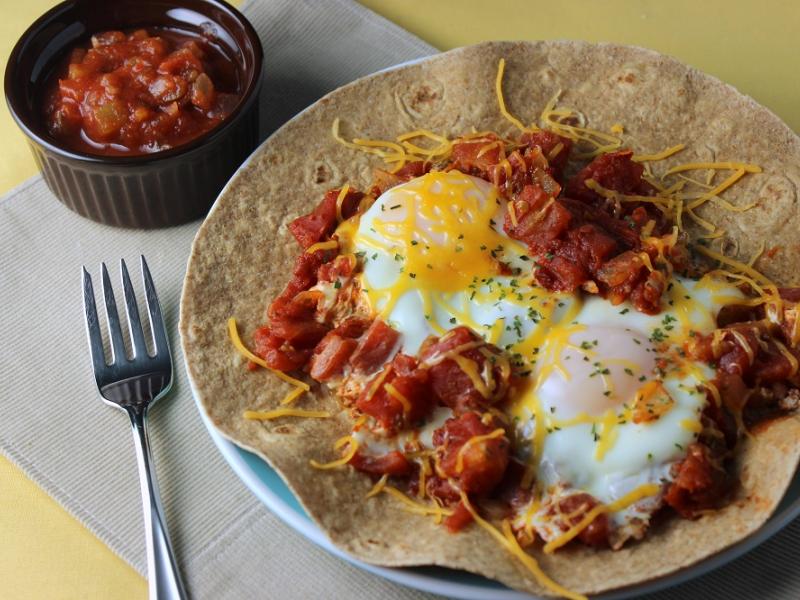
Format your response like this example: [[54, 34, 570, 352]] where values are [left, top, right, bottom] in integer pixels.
[[534, 326, 656, 420], [351, 170, 527, 313]]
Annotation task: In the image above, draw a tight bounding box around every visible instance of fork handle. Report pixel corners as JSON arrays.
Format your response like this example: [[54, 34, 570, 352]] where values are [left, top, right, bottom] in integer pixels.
[[130, 410, 188, 600]]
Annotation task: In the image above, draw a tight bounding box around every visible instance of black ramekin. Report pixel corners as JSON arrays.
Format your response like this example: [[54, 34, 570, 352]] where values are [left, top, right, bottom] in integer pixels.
[[5, 0, 263, 228]]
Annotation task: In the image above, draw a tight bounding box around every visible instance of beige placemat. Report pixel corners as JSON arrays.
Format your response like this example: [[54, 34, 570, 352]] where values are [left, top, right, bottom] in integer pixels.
[[1, 1, 799, 598]]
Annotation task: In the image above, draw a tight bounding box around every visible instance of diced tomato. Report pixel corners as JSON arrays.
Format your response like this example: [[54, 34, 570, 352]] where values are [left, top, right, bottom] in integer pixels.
[[565, 224, 619, 273], [535, 253, 589, 292], [558, 197, 643, 248], [449, 135, 503, 176], [372, 161, 431, 194], [443, 500, 474, 533], [716, 327, 759, 377], [716, 304, 761, 327], [684, 332, 715, 362], [394, 160, 430, 180], [535, 221, 622, 293], [349, 450, 413, 476], [566, 150, 653, 204], [425, 475, 460, 504], [519, 130, 573, 180], [752, 348, 797, 383], [268, 291, 328, 347], [556, 493, 609, 547], [309, 334, 358, 381], [272, 250, 328, 305], [779, 287, 800, 302], [333, 317, 372, 338], [316, 254, 355, 283], [628, 269, 666, 315], [508, 190, 649, 296], [420, 327, 510, 412], [157, 47, 204, 77], [504, 185, 564, 248], [349, 319, 400, 374], [664, 443, 729, 517], [355, 353, 432, 432], [251, 326, 310, 371], [491, 458, 532, 512], [596, 250, 649, 303], [433, 412, 509, 496], [707, 323, 799, 384], [264, 250, 335, 349], [288, 187, 364, 249], [706, 373, 742, 449], [308, 317, 371, 381]]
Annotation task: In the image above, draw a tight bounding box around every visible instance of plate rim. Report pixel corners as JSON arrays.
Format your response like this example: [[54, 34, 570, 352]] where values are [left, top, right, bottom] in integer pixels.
[[182, 51, 800, 600]]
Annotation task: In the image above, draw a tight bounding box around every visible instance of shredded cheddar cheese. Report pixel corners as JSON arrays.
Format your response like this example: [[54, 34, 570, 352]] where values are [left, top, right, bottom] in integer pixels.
[[747, 242, 766, 267], [306, 239, 339, 254], [451, 354, 491, 399], [384, 382, 412, 414], [680, 419, 703, 433], [632, 381, 675, 424], [379, 485, 454, 519], [244, 408, 331, 420], [543, 483, 660, 554], [458, 493, 586, 600], [454, 428, 505, 473], [632, 144, 686, 162], [663, 162, 762, 176], [397, 130, 453, 160], [332, 118, 410, 172], [539, 91, 622, 158], [279, 386, 307, 406], [310, 435, 359, 470], [495, 59, 530, 132], [334, 185, 351, 223], [695, 245, 782, 320], [684, 169, 747, 211], [227, 318, 310, 407], [507, 199, 519, 226], [773, 338, 800, 378], [365, 474, 389, 499]]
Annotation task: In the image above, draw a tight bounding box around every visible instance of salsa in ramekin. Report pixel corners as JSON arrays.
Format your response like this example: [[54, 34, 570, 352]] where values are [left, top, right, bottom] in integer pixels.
[[43, 27, 242, 156]]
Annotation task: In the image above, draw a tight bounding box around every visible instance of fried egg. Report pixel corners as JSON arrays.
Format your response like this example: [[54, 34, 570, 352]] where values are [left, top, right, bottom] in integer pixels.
[[338, 170, 746, 538]]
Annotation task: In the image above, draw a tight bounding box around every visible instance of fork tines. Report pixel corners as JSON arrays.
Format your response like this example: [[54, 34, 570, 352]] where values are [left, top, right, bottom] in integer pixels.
[[82, 256, 167, 367]]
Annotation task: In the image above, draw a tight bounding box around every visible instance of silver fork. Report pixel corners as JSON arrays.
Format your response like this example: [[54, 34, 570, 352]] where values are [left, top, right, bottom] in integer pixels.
[[82, 256, 188, 600]]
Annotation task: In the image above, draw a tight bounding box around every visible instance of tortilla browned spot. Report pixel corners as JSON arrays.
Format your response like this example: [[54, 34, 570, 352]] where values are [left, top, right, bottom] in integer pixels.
[[180, 41, 800, 596]]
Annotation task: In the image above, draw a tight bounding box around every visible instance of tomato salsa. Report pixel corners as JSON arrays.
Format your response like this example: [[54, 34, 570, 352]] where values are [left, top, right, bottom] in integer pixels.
[[43, 28, 242, 156]]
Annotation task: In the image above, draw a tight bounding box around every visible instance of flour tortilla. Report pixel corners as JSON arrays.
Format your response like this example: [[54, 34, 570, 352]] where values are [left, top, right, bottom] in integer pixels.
[[179, 41, 800, 596]]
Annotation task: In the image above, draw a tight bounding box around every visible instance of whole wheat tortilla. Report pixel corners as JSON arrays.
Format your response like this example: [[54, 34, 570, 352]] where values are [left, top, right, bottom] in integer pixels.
[[179, 41, 800, 596]]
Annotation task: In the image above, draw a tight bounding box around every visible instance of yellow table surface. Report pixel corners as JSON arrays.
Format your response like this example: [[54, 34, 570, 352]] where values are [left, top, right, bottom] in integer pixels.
[[2, 1, 798, 597]]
